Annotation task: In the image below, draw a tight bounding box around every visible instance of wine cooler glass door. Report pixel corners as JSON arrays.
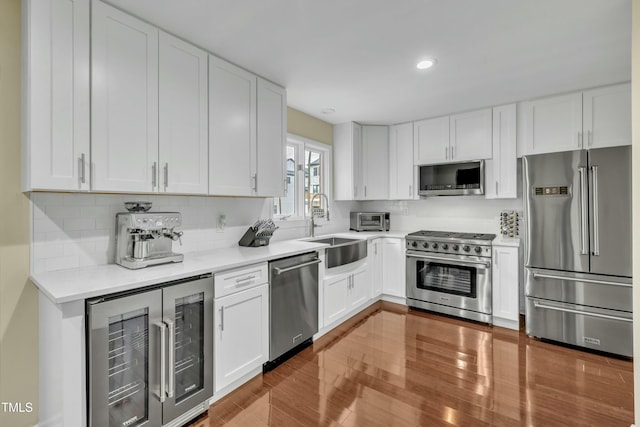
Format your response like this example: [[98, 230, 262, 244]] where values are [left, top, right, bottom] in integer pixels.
[[161, 276, 213, 423], [88, 290, 163, 427]]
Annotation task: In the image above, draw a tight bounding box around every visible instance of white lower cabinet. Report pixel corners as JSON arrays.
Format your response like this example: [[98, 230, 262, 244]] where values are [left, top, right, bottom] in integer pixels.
[[368, 239, 383, 298], [323, 261, 370, 327], [492, 241, 521, 330], [382, 238, 406, 300], [214, 276, 268, 392]]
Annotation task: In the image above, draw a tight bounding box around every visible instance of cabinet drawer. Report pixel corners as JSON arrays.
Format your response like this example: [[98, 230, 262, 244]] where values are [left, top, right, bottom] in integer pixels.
[[215, 263, 268, 298]]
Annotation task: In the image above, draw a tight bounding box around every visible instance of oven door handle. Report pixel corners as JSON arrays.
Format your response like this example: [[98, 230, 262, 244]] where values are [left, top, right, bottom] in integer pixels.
[[407, 253, 490, 269]]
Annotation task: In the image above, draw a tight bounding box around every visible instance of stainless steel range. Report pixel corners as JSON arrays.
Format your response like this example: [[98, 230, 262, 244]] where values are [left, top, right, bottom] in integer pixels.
[[405, 231, 495, 323]]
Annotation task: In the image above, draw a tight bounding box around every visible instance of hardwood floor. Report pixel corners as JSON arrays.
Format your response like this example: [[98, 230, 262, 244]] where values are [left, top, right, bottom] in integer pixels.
[[189, 302, 634, 426]]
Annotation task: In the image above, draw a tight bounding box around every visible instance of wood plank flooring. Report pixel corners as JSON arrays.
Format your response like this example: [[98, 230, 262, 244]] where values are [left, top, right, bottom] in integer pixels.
[[189, 302, 634, 426]]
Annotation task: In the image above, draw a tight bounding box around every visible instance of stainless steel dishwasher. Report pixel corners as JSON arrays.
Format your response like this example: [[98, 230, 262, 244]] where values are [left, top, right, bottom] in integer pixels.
[[266, 252, 321, 369]]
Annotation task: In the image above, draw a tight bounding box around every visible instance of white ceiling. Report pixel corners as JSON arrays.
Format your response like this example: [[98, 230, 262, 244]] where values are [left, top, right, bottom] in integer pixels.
[[106, 0, 631, 125]]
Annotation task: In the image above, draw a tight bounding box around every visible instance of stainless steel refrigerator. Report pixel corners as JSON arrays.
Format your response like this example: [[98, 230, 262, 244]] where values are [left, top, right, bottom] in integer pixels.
[[523, 146, 632, 357]]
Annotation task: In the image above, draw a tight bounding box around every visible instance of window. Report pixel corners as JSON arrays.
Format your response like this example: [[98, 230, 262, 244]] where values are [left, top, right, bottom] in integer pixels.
[[273, 135, 331, 219]]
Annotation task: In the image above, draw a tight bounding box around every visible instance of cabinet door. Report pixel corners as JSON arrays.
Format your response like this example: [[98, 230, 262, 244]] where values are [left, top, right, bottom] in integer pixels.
[[92, 1, 158, 192], [333, 122, 356, 200], [209, 56, 256, 196], [583, 83, 631, 149], [349, 265, 370, 309], [382, 238, 406, 298], [485, 104, 517, 199], [214, 284, 268, 392], [368, 239, 383, 298], [323, 275, 350, 326], [256, 78, 286, 197], [521, 92, 583, 155], [450, 108, 493, 161], [158, 32, 208, 195], [25, 0, 90, 191], [389, 123, 415, 199], [413, 116, 449, 164], [492, 246, 519, 328], [361, 125, 389, 200]]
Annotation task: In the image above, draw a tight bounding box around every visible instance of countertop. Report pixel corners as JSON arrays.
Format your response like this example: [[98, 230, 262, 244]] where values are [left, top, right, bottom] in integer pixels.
[[31, 230, 411, 305]]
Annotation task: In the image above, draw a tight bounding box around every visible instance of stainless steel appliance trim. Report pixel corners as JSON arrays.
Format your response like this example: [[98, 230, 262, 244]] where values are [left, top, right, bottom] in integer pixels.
[[419, 187, 484, 197], [157, 321, 167, 403], [406, 252, 490, 269], [532, 300, 631, 323], [591, 165, 600, 256], [166, 319, 175, 399], [531, 271, 631, 288], [407, 298, 492, 323], [578, 166, 588, 255], [273, 258, 321, 275]]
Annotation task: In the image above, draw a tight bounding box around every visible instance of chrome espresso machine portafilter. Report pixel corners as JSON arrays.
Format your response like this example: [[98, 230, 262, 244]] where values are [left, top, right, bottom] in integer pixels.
[[115, 202, 184, 269]]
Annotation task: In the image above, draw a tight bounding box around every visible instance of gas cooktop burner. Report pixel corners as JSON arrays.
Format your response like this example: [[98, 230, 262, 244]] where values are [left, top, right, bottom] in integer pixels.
[[405, 230, 496, 257]]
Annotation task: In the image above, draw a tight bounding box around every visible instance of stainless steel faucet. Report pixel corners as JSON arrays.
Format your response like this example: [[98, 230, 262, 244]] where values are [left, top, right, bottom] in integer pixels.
[[310, 193, 330, 237]]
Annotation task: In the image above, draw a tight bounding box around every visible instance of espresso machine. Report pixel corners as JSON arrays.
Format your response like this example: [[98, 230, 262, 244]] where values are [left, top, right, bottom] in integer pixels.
[[115, 202, 184, 269]]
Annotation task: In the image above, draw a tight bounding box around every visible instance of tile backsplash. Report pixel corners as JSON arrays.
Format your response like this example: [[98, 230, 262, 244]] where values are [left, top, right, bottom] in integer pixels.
[[30, 192, 356, 273]]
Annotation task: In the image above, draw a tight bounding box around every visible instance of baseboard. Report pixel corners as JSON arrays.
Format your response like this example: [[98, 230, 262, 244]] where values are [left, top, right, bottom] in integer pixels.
[[209, 366, 263, 405]]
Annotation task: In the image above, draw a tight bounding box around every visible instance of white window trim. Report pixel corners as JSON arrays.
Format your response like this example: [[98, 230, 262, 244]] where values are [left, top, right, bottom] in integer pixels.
[[273, 133, 332, 222]]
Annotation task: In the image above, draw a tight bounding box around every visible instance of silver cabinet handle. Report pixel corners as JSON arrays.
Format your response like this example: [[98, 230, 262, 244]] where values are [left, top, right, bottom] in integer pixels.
[[251, 174, 258, 192], [591, 165, 600, 256], [164, 163, 169, 191], [152, 162, 157, 189], [494, 250, 498, 268], [451, 146, 454, 159], [532, 271, 631, 288], [219, 306, 224, 331], [444, 146, 448, 160], [495, 181, 498, 195], [578, 167, 588, 255], [80, 153, 86, 184], [407, 252, 490, 269], [364, 185, 367, 198], [165, 319, 175, 398], [532, 300, 632, 323], [236, 275, 256, 284], [156, 322, 167, 403], [273, 259, 321, 275]]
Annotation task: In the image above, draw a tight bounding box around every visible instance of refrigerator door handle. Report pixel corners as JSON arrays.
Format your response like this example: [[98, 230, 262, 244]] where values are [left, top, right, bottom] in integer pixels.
[[156, 322, 167, 403], [591, 165, 600, 256], [166, 319, 175, 398], [578, 167, 589, 255]]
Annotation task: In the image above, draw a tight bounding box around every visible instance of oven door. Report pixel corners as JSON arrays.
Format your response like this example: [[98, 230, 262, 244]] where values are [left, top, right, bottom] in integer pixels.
[[406, 251, 492, 315]]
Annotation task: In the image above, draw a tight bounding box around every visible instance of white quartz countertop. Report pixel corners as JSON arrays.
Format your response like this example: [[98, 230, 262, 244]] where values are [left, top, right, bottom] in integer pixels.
[[31, 240, 329, 304]]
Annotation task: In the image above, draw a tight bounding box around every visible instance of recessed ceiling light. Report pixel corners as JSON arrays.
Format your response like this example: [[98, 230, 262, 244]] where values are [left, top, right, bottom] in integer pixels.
[[322, 108, 336, 114], [416, 59, 436, 70]]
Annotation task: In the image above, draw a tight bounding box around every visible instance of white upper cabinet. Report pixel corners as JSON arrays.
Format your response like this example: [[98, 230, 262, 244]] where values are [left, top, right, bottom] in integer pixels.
[[23, 0, 90, 191], [389, 123, 415, 200], [333, 122, 362, 200], [256, 78, 287, 197], [158, 32, 208, 194], [520, 83, 630, 155], [414, 109, 492, 165], [449, 108, 493, 161], [583, 83, 631, 149], [209, 55, 256, 196], [91, 1, 158, 192], [361, 125, 389, 200], [413, 116, 449, 164], [485, 104, 517, 199]]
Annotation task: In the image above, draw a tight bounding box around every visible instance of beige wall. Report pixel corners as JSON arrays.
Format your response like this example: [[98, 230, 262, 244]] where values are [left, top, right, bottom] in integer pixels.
[[287, 107, 333, 145], [0, 0, 38, 426], [633, 1, 640, 424]]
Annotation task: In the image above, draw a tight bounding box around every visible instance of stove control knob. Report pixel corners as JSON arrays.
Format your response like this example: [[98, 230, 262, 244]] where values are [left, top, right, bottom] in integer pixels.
[[474, 246, 482, 254], [422, 242, 429, 249], [441, 244, 449, 250], [452, 244, 459, 251], [432, 243, 439, 249], [462, 245, 470, 252], [411, 241, 418, 248]]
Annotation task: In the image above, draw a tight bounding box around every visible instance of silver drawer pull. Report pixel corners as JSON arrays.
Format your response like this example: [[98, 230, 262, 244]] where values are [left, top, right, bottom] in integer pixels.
[[273, 259, 322, 275], [532, 272, 631, 288], [235, 275, 256, 284], [532, 301, 632, 323]]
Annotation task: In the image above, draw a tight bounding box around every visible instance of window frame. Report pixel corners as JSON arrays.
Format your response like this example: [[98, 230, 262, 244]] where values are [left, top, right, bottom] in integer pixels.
[[273, 133, 332, 221]]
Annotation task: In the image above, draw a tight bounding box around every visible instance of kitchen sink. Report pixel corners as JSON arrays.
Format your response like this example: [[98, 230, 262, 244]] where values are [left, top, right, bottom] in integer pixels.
[[306, 236, 367, 268]]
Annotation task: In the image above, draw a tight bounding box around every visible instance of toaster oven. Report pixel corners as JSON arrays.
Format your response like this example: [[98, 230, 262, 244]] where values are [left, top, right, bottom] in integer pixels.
[[350, 212, 390, 232]]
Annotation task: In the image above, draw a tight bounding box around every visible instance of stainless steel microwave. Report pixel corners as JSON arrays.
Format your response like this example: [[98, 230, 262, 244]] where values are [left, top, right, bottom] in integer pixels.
[[350, 212, 390, 232], [418, 160, 484, 196]]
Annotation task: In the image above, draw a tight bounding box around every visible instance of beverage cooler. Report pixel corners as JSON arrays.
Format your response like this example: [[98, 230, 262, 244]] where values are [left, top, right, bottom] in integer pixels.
[[87, 275, 213, 427]]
